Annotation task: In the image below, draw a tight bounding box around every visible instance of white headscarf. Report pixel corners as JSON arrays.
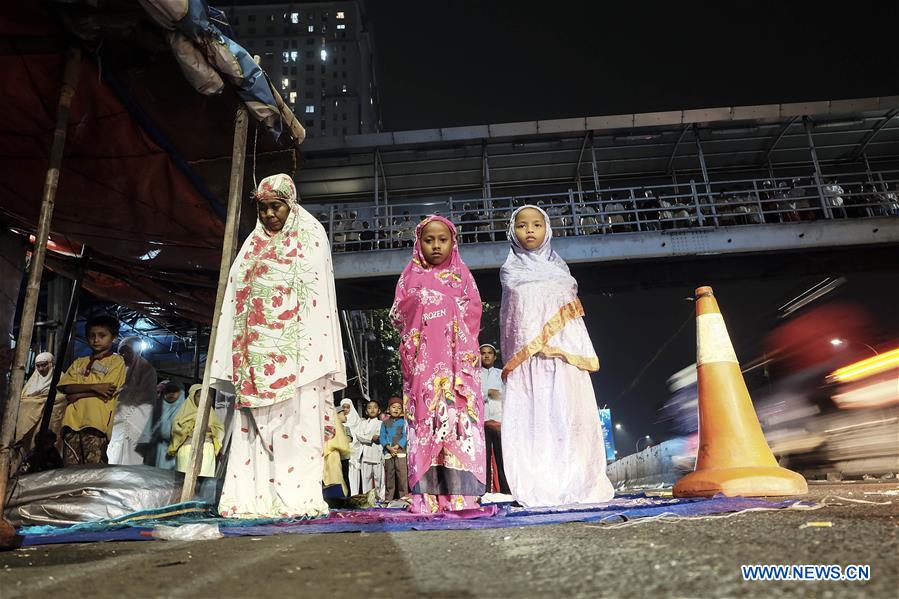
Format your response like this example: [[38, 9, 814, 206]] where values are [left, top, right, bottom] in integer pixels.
[[23, 352, 54, 397], [502, 204, 571, 284], [499, 205, 599, 378], [340, 398, 361, 429]]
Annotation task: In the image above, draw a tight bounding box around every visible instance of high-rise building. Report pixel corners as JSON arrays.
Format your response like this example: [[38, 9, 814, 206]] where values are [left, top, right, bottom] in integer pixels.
[[224, 1, 381, 138]]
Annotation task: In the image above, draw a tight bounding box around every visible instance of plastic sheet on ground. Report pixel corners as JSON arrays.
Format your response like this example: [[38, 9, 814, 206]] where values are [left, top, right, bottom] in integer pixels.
[[3, 465, 220, 528], [11, 493, 814, 547]]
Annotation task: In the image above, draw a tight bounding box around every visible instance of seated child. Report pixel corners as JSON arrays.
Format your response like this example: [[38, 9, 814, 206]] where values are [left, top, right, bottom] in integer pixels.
[[380, 396, 409, 501], [57, 315, 126, 466], [169, 383, 225, 477]]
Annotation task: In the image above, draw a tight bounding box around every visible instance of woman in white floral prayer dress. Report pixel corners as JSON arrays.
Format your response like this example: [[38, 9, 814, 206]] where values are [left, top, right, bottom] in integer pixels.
[[211, 173, 346, 518]]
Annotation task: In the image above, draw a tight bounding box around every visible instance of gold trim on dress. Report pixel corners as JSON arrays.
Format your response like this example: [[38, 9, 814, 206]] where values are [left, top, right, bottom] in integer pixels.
[[502, 299, 600, 379]]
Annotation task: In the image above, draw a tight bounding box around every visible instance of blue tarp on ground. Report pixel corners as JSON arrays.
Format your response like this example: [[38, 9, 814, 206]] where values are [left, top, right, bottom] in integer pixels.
[[15, 493, 810, 546]]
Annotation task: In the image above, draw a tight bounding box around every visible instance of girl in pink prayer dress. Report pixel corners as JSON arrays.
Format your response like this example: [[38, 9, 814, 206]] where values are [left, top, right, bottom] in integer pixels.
[[390, 216, 486, 514]]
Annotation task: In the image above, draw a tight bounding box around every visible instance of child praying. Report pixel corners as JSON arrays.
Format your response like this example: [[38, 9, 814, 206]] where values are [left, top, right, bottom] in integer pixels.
[[499, 205, 614, 507], [390, 216, 486, 513]]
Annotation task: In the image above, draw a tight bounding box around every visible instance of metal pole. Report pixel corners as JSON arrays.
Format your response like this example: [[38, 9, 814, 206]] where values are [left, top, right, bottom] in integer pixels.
[[327, 205, 335, 245], [482, 144, 492, 239], [629, 187, 641, 231], [180, 106, 249, 502], [803, 117, 832, 219], [0, 47, 81, 544], [574, 133, 589, 196], [37, 248, 90, 441], [752, 179, 765, 222], [590, 144, 604, 228], [590, 143, 600, 195], [693, 126, 711, 192], [193, 323, 202, 382], [693, 130, 717, 226], [569, 189, 579, 235], [482, 143, 492, 210], [373, 149, 379, 229], [378, 150, 388, 205], [690, 180, 704, 226]]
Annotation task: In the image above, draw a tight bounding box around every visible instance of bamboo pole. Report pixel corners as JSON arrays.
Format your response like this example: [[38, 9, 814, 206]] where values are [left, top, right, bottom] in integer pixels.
[[179, 106, 248, 502], [0, 47, 81, 546]]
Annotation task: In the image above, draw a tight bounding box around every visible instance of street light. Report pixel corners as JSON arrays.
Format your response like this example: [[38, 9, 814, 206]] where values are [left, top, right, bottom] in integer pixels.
[[830, 338, 878, 355], [636, 435, 653, 452], [614, 423, 622, 431]]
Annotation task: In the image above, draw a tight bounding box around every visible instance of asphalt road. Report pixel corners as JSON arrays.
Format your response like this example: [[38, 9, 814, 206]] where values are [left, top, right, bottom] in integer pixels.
[[1, 482, 896, 598]]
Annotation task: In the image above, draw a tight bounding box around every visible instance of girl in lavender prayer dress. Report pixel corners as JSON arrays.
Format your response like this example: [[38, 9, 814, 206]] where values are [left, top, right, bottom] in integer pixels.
[[500, 205, 614, 507]]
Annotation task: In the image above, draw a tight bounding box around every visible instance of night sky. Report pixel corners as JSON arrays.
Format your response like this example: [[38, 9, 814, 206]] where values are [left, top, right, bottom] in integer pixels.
[[366, 1, 899, 130]]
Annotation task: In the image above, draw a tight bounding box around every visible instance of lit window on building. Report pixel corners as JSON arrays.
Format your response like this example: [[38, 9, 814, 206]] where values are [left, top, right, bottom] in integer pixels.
[[289, 91, 297, 104], [308, 25, 315, 33], [336, 24, 346, 30], [281, 77, 289, 88], [305, 105, 315, 113], [320, 49, 328, 61], [341, 84, 347, 93], [336, 11, 345, 19], [291, 12, 300, 24]]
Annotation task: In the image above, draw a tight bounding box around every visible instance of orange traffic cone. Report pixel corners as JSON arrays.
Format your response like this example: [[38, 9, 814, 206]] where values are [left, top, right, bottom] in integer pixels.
[[673, 286, 808, 498]]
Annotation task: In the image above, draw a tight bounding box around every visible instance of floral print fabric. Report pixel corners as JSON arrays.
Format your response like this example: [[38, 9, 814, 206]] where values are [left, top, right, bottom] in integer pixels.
[[389, 216, 486, 509], [211, 173, 346, 408]]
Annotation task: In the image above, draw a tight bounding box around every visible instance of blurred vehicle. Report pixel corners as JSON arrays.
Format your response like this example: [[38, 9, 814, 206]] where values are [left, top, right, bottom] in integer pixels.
[[659, 364, 698, 473], [752, 303, 898, 479]]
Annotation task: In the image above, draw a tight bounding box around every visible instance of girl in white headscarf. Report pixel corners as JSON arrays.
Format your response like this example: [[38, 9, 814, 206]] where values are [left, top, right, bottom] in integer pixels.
[[339, 398, 363, 495], [499, 205, 614, 507], [210, 173, 346, 519], [107, 336, 158, 465]]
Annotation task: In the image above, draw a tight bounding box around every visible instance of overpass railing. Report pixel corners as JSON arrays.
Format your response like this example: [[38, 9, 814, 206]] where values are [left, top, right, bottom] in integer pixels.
[[319, 169, 899, 252]]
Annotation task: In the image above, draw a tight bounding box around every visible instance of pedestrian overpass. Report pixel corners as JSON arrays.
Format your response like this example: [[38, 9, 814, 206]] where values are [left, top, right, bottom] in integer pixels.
[[295, 95, 899, 306]]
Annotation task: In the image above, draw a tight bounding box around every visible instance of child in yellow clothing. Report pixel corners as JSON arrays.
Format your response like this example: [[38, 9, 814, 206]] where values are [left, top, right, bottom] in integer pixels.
[[169, 384, 224, 477], [57, 315, 126, 465]]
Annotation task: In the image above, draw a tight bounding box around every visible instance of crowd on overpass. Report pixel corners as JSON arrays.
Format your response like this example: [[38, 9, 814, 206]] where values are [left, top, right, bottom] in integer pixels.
[[314, 173, 899, 252]]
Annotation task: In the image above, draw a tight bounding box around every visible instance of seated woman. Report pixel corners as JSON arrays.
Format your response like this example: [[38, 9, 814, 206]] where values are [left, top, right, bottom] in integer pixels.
[[168, 383, 225, 478], [12, 352, 66, 472]]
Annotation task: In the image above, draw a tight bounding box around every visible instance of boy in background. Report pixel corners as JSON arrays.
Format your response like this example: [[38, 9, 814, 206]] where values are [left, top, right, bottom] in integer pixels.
[[57, 315, 126, 465], [380, 396, 409, 501]]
